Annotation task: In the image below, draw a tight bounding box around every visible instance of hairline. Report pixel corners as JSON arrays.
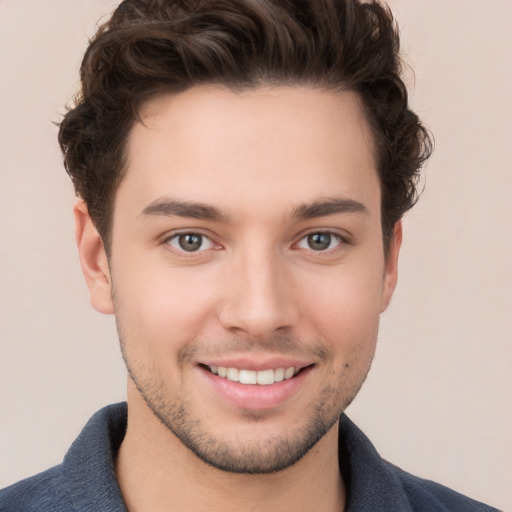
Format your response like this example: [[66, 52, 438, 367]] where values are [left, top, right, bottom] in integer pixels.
[[100, 81, 391, 259]]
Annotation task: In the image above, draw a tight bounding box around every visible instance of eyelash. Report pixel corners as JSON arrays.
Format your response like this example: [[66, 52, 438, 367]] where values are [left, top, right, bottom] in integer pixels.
[[163, 230, 348, 255], [294, 231, 346, 252], [164, 231, 218, 254]]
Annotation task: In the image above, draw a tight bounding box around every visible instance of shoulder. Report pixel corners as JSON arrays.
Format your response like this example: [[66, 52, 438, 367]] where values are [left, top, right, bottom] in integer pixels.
[[338, 415, 501, 511], [0, 464, 72, 512], [0, 403, 128, 512], [388, 462, 502, 512]]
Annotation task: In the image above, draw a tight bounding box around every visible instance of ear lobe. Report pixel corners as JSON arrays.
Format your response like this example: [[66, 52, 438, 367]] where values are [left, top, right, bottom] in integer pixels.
[[74, 199, 114, 314], [380, 221, 402, 313]]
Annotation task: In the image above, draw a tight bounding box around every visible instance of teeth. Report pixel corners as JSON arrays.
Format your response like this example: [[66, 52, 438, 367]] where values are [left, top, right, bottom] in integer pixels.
[[226, 367, 239, 381], [284, 367, 295, 379], [207, 366, 298, 385], [239, 370, 257, 385], [274, 367, 285, 382], [256, 369, 273, 385]]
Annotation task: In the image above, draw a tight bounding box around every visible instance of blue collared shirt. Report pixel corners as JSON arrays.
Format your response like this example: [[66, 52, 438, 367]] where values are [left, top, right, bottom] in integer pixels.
[[0, 403, 501, 511]]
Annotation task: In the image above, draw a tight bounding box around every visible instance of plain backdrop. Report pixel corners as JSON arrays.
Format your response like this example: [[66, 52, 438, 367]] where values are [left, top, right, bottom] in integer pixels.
[[0, 1, 511, 509]]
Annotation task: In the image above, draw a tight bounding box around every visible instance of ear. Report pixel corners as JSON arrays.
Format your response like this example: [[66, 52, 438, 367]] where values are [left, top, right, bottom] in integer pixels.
[[74, 199, 114, 314], [380, 220, 402, 312]]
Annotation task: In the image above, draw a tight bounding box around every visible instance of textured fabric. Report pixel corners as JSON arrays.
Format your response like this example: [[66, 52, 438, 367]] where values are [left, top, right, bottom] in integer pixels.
[[0, 404, 127, 512], [0, 402, 501, 511]]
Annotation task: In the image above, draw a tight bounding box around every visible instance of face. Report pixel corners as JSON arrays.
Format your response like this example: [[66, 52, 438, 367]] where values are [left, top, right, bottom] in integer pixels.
[[79, 86, 400, 473]]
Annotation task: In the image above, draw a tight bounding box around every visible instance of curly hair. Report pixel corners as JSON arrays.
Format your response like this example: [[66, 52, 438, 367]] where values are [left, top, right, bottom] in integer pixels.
[[59, 0, 432, 254]]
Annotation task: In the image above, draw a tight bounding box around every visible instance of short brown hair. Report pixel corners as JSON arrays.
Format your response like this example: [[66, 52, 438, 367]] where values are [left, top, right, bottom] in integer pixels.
[[59, 0, 432, 253]]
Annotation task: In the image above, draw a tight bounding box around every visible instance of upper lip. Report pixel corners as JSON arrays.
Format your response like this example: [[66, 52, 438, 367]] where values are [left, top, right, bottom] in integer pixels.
[[198, 356, 314, 372]]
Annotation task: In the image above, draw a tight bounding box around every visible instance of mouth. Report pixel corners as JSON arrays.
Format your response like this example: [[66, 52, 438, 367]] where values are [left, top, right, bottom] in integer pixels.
[[200, 364, 308, 385], [198, 361, 314, 410]]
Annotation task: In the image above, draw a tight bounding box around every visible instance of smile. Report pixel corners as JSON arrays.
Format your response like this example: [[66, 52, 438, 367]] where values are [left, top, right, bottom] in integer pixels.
[[207, 365, 299, 385]]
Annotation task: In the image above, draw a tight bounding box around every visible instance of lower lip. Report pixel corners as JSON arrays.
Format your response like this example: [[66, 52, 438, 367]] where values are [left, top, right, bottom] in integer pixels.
[[199, 366, 313, 410]]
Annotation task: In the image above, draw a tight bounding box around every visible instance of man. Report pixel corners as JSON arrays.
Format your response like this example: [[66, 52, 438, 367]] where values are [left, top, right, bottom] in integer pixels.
[[0, 0, 501, 510]]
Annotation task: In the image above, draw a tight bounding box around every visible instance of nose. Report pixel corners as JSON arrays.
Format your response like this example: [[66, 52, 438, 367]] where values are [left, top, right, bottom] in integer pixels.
[[217, 246, 299, 338]]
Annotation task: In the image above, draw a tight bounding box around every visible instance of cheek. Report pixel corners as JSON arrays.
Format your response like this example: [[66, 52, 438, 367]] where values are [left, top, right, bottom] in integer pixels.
[[111, 261, 219, 355], [300, 265, 383, 354]]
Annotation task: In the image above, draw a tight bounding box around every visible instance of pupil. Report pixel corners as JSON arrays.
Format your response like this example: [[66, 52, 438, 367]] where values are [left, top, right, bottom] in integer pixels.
[[308, 233, 331, 250], [179, 234, 202, 251]]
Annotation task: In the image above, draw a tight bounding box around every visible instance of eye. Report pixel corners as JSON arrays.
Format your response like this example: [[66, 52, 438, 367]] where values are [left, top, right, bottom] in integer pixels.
[[297, 232, 343, 251], [166, 232, 215, 252]]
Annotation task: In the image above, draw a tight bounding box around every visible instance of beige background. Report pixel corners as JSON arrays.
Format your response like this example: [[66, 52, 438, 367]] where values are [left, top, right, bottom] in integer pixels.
[[0, 1, 510, 509]]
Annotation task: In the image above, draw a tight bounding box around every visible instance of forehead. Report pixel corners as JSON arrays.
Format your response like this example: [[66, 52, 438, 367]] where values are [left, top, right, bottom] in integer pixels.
[[119, 86, 379, 219]]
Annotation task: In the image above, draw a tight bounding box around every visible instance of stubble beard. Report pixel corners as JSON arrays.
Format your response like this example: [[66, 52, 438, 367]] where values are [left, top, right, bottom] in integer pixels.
[[125, 367, 348, 474], [115, 319, 375, 474]]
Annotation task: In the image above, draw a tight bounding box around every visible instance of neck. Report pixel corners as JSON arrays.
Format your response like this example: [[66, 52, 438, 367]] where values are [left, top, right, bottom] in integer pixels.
[[115, 391, 345, 512]]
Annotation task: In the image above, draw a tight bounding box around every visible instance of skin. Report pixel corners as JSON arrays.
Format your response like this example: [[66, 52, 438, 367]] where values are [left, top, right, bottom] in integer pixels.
[[75, 85, 401, 512]]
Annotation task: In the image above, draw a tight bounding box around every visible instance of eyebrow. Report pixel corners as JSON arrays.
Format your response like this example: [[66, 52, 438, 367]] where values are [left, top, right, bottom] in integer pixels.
[[292, 197, 368, 221], [140, 198, 228, 221], [139, 196, 368, 223]]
